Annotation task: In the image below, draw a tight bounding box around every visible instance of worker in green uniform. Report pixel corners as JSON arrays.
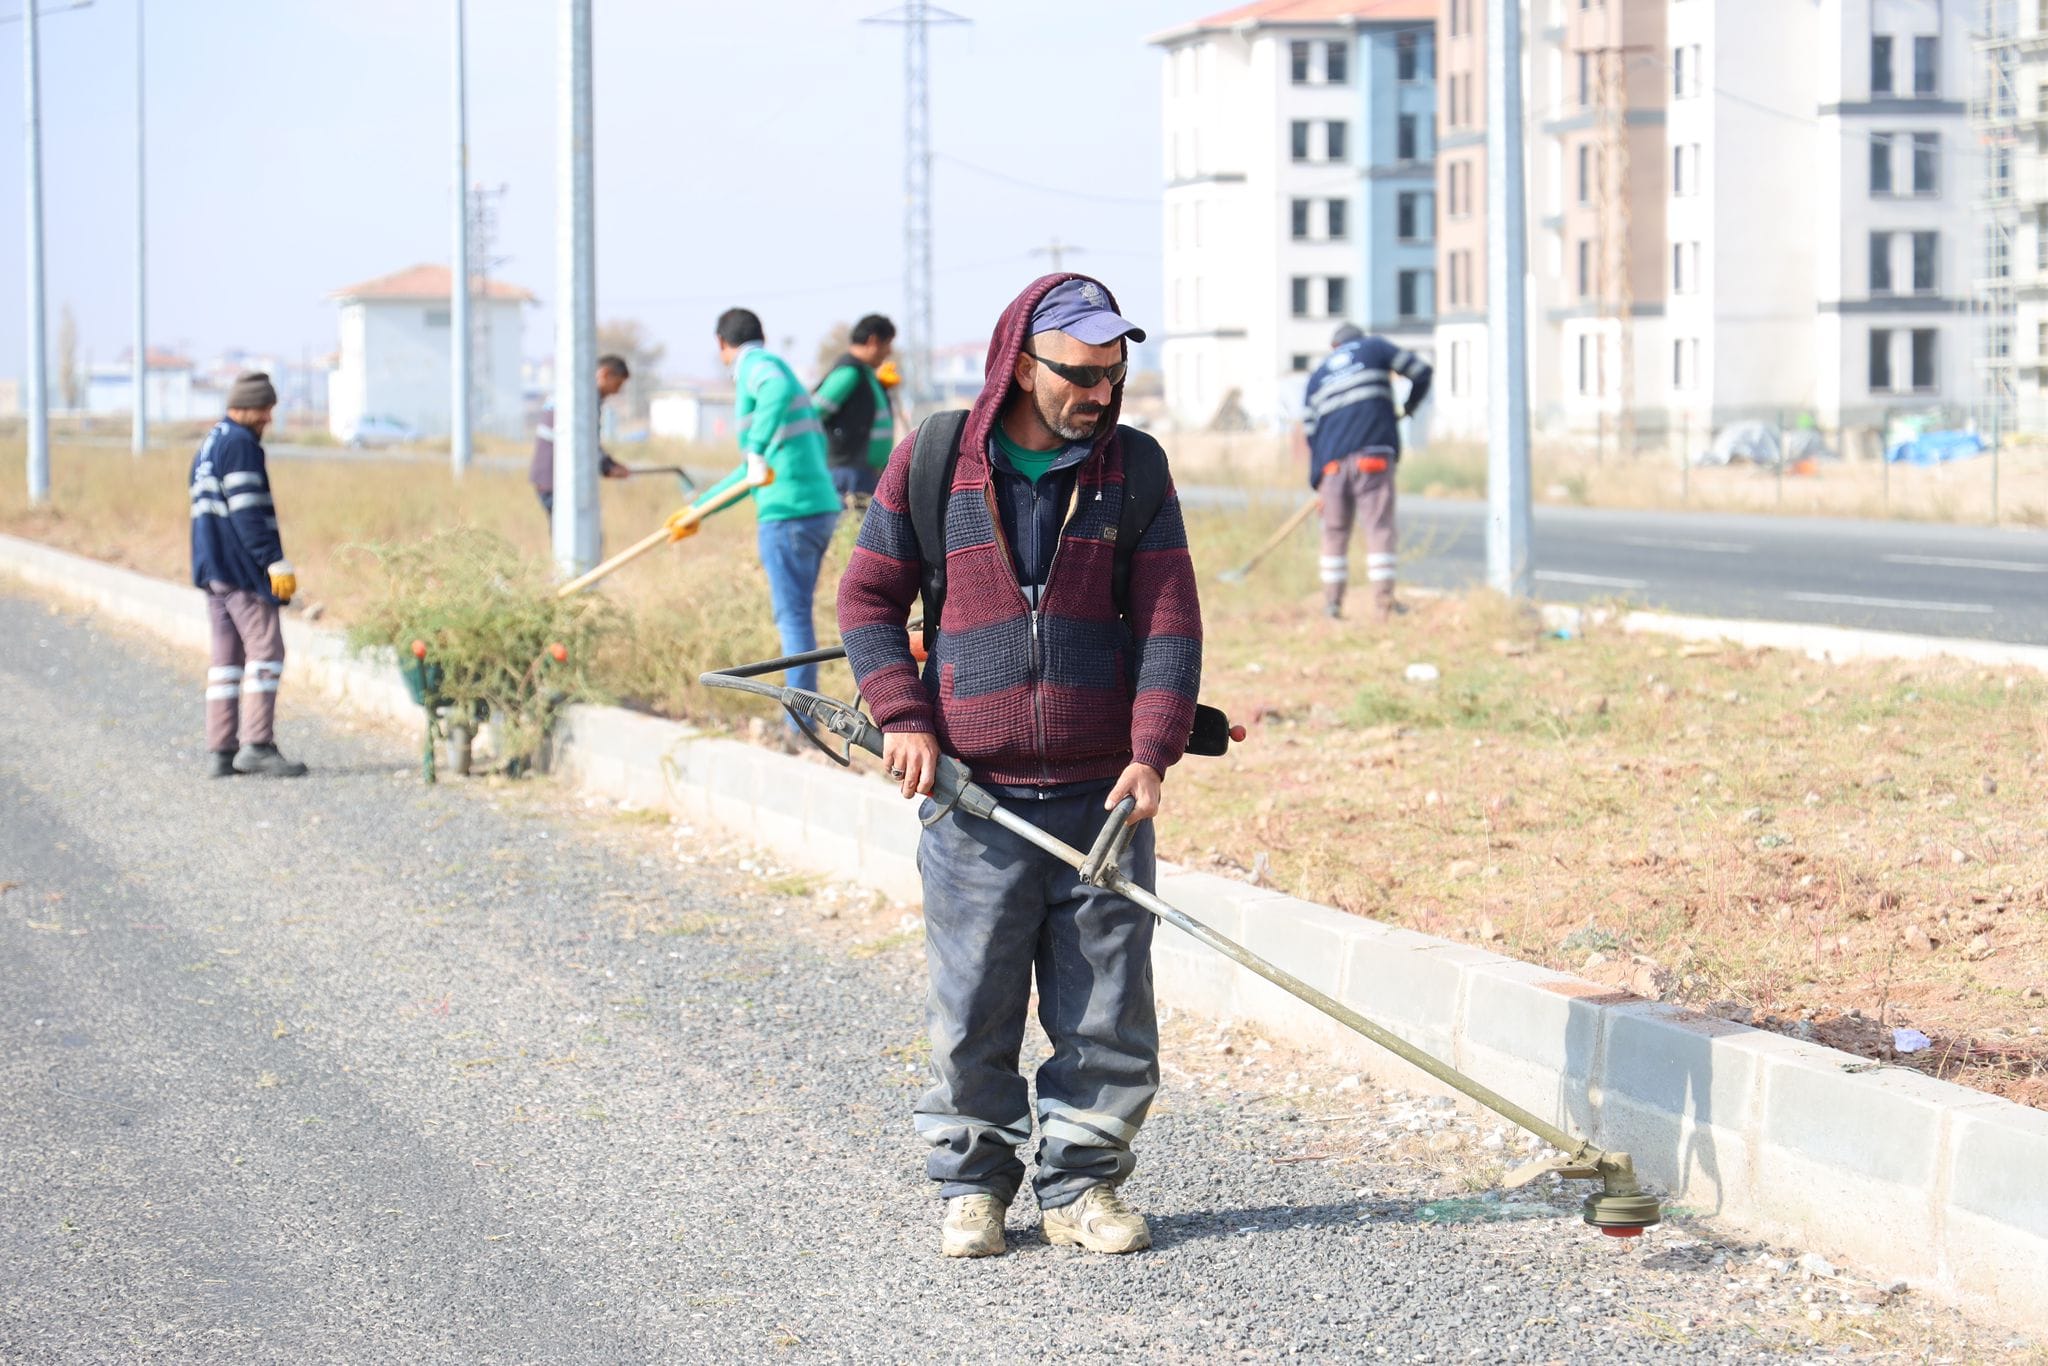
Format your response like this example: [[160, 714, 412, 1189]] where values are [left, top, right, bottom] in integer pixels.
[[815, 314, 897, 509]]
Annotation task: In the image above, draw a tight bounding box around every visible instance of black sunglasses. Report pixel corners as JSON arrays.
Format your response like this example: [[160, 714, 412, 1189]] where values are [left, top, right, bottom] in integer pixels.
[[1025, 350, 1127, 389]]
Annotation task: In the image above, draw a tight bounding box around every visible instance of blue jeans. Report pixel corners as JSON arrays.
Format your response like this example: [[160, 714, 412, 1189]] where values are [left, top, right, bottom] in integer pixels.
[[914, 789, 1159, 1208], [756, 511, 840, 698]]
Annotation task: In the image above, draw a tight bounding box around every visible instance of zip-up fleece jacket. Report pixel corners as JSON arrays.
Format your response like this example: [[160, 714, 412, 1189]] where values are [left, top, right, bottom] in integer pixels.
[[697, 344, 841, 523], [1302, 334, 1433, 487], [838, 273, 1204, 786], [188, 418, 286, 600]]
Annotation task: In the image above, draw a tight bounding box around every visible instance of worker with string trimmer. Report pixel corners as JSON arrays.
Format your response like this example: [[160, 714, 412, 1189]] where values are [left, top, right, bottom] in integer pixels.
[[838, 275, 1201, 1259]]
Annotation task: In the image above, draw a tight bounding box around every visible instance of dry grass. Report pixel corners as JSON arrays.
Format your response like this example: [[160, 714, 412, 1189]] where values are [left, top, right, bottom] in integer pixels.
[[5, 437, 2046, 1105]]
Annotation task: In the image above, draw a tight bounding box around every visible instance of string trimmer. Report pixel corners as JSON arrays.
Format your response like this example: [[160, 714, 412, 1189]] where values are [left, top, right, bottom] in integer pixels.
[[701, 649, 1662, 1237], [1217, 495, 1317, 584], [556, 458, 774, 599]]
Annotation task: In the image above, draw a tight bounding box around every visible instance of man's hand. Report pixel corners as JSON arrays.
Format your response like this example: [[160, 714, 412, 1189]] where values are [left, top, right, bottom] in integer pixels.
[[882, 730, 940, 800], [1105, 762, 1163, 823], [603, 463, 630, 480]]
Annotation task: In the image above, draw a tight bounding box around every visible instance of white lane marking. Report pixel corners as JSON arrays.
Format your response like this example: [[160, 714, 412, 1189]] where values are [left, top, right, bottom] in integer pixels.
[[1786, 591, 1994, 614], [1615, 534, 1752, 554], [1535, 570, 1647, 589], [1881, 553, 2048, 574]]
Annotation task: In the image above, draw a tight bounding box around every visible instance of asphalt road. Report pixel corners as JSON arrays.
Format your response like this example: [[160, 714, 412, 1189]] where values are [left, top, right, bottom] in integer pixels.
[[1184, 487, 2048, 645], [0, 588, 2005, 1362]]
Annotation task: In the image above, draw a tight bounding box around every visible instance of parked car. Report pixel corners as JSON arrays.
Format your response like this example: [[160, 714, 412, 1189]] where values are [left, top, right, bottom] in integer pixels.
[[344, 414, 418, 448]]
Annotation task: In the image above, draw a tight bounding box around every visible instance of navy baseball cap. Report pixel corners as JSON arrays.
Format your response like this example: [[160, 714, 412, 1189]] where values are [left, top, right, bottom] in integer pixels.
[[1029, 279, 1147, 345]]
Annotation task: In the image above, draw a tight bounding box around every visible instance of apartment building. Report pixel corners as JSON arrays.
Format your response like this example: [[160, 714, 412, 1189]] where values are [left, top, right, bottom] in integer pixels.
[[1434, 0, 1972, 443], [1152, 0, 1436, 431], [1971, 0, 2048, 435]]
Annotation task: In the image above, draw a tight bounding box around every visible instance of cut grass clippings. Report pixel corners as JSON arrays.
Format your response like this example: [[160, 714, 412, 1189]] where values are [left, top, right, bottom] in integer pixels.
[[5, 439, 2045, 1106]]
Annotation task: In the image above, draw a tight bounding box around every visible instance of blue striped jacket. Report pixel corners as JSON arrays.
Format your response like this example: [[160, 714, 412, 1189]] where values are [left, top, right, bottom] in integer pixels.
[[188, 419, 286, 598]]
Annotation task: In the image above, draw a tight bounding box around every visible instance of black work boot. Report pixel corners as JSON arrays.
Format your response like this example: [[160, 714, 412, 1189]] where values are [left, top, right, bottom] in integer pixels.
[[1323, 586, 1344, 620], [233, 743, 309, 778], [207, 750, 238, 779]]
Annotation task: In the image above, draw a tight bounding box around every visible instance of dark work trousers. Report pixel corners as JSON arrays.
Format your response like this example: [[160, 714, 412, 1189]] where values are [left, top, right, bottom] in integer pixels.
[[204, 582, 285, 752], [914, 788, 1159, 1210]]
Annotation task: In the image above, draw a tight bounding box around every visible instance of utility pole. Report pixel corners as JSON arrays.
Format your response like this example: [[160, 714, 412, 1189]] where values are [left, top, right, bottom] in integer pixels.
[[1484, 0, 1531, 596], [863, 2, 968, 418], [1031, 236, 1082, 273], [451, 0, 472, 478], [131, 0, 145, 456], [552, 0, 599, 577], [23, 0, 49, 504]]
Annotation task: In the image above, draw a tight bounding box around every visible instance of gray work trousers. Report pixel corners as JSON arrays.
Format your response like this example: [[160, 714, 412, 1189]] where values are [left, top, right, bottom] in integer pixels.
[[204, 583, 285, 752], [914, 787, 1159, 1209]]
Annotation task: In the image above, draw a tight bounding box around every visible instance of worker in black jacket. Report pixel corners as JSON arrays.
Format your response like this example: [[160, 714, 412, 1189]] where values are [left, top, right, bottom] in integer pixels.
[[187, 373, 306, 777]]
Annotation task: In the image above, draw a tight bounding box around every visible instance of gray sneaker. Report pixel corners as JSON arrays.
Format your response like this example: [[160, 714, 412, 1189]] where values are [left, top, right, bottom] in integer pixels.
[[940, 1194, 1008, 1258], [206, 750, 238, 779], [1042, 1184, 1151, 1254]]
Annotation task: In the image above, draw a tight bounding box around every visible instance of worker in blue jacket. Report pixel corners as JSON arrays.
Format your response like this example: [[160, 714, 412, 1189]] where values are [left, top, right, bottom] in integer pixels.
[[188, 373, 307, 777], [1301, 324, 1432, 621]]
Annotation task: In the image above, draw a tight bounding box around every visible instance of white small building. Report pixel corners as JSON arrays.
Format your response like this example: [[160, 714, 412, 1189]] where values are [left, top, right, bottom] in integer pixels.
[[648, 381, 738, 444], [85, 349, 212, 422], [327, 264, 532, 442]]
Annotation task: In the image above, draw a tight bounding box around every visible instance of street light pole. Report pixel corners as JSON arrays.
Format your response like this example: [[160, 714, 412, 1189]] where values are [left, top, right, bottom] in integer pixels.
[[131, 0, 145, 456], [551, 0, 598, 577], [1484, 0, 1532, 597], [451, 0, 471, 478], [23, 0, 49, 504]]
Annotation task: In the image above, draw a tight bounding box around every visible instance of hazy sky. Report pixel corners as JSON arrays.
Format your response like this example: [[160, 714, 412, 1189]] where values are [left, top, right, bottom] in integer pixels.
[[0, 0, 1203, 385]]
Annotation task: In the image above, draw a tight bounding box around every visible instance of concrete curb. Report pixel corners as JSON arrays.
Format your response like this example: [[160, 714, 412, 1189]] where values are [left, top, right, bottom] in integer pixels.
[[3, 531, 2043, 1330]]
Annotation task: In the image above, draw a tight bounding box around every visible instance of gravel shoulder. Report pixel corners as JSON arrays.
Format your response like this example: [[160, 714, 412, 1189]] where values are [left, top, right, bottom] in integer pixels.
[[0, 585, 2033, 1363]]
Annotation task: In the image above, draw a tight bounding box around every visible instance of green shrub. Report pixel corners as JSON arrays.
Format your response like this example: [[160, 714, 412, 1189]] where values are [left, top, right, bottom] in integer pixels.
[[343, 528, 618, 765]]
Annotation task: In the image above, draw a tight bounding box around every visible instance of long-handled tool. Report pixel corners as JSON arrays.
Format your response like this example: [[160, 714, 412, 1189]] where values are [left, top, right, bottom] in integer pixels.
[[555, 460, 773, 598], [1217, 496, 1318, 584], [699, 656, 1663, 1237], [620, 463, 699, 493]]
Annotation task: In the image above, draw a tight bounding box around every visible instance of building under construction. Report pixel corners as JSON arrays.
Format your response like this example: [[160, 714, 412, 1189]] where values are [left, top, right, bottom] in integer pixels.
[[1971, 0, 2048, 438]]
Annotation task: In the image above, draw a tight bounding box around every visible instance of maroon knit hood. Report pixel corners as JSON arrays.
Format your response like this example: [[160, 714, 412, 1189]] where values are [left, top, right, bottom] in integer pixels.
[[960, 271, 1130, 467]]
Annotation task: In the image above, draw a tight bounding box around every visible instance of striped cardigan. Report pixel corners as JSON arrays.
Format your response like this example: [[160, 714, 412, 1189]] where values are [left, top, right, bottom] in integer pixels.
[[837, 273, 1203, 786]]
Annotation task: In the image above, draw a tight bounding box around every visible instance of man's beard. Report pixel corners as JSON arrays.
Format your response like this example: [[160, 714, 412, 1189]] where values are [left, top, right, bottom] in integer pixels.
[[1036, 386, 1108, 443]]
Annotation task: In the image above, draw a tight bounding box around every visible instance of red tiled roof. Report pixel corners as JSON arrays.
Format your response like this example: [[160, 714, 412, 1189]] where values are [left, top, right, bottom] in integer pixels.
[[330, 263, 534, 304], [1155, 0, 1433, 41]]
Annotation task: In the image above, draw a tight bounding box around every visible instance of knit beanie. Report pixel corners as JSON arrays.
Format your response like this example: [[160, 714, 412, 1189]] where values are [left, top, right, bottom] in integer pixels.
[[228, 372, 278, 411]]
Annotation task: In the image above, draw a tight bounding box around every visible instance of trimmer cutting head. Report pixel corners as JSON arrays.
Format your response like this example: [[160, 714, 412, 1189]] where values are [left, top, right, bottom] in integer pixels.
[[1581, 1153, 1662, 1238]]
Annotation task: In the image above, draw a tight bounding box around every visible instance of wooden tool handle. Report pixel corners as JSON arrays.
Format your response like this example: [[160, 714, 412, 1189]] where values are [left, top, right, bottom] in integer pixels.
[[553, 464, 774, 598]]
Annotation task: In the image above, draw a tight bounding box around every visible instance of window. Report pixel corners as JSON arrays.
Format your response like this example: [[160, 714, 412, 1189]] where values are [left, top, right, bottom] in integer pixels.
[[1395, 114, 1416, 162], [1673, 143, 1700, 196], [1397, 31, 1420, 82], [1673, 241, 1700, 294], [1325, 276, 1348, 317], [1290, 354, 1313, 372], [1578, 52, 1591, 107], [1913, 36, 1938, 97], [1448, 252, 1463, 307], [1327, 198, 1349, 240], [1577, 334, 1598, 396], [1992, 322, 2011, 360], [1577, 144, 1593, 204], [1870, 133, 1894, 195], [1912, 133, 1938, 194], [2040, 318, 2048, 361], [1911, 231, 1937, 293], [1290, 199, 1310, 240], [1290, 277, 1311, 317], [1328, 120, 1350, 162], [1326, 40, 1349, 84], [1577, 239, 1593, 297], [1448, 340, 1467, 397], [1673, 45, 1701, 98], [1398, 270, 1423, 319], [1396, 191, 1421, 242], [1447, 160, 1468, 216], [1910, 328, 1937, 389], [1672, 338, 1698, 392], [1869, 328, 1893, 391], [1290, 121, 1311, 162], [1869, 232, 1893, 294], [425, 308, 451, 327], [1290, 40, 1311, 84], [1872, 34, 1894, 95], [1992, 144, 2013, 201]]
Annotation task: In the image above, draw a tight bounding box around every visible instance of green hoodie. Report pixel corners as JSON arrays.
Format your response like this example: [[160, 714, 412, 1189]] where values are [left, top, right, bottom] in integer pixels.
[[698, 345, 841, 522]]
